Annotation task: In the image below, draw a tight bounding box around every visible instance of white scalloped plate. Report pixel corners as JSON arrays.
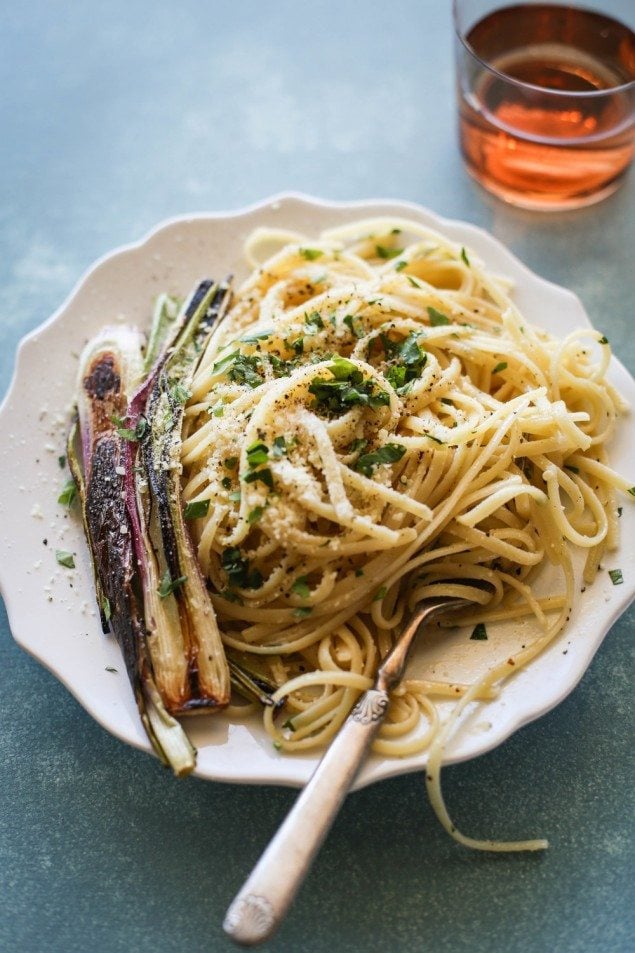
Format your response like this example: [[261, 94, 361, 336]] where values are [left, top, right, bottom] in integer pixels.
[[1, 193, 633, 789]]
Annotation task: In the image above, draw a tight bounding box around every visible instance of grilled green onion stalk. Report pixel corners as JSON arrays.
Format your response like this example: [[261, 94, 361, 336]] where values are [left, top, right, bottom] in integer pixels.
[[72, 278, 280, 774], [71, 325, 196, 775]]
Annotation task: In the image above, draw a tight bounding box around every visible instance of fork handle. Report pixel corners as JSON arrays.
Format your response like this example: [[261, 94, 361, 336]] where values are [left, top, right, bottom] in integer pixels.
[[223, 688, 389, 946]]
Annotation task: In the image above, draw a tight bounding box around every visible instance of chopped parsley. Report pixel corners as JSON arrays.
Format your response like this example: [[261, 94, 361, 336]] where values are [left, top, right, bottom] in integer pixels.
[[427, 306, 450, 327], [299, 248, 323, 261], [291, 576, 311, 599], [373, 586, 387, 601], [293, 607, 313, 618], [272, 436, 289, 458], [492, 361, 508, 375], [212, 350, 240, 375], [246, 442, 269, 469], [170, 382, 191, 405], [111, 415, 147, 442], [461, 246, 470, 266], [608, 568, 624, 585], [384, 332, 427, 394], [376, 244, 403, 259], [305, 310, 324, 332], [184, 499, 210, 519], [157, 570, 187, 598], [395, 260, 407, 272], [599, 336, 609, 345], [224, 456, 238, 469], [247, 506, 264, 525], [308, 357, 390, 415], [58, 478, 77, 507], [102, 597, 111, 622], [228, 354, 263, 388], [355, 443, 406, 477], [243, 468, 274, 490], [407, 275, 422, 289], [58, 455, 66, 469], [343, 314, 364, 338], [239, 328, 274, 343], [348, 438, 368, 454], [55, 550, 75, 569], [221, 547, 263, 589], [470, 623, 488, 640]]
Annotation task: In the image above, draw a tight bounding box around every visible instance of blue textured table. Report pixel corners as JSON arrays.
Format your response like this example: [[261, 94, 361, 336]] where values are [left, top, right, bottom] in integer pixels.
[[1, 3, 633, 951]]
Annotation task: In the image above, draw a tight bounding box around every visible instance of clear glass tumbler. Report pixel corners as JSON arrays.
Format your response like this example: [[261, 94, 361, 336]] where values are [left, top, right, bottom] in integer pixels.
[[453, 0, 635, 209]]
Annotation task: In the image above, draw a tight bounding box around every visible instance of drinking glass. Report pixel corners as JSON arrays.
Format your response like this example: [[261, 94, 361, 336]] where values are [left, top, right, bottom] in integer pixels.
[[453, 0, 635, 209]]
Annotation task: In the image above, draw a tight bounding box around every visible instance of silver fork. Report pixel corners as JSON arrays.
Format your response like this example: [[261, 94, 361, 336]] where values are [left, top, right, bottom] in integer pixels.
[[223, 593, 474, 946]]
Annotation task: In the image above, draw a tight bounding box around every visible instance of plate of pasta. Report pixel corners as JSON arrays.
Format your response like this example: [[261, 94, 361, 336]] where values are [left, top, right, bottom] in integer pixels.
[[1, 193, 633, 803]]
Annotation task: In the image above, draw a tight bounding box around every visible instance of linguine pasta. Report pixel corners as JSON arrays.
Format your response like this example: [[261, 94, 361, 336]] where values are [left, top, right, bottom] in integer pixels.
[[180, 217, 630, 848]]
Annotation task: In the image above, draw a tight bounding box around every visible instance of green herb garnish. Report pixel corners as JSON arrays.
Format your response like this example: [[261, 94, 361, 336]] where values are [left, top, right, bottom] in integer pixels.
[[308, 357, 390, 415], [221, 548, 263, 589], [170, 383, 191, 405], [300, 248, 323, 261], [305, 311, 324, 332], [58, 478, 77, 507], [243, 468, 274, 490], [608, 569, 624, 585], [184, 499, 210, 519], [157, 570, 187, 599], [246, 442, 269, 469], [228, 354, 263, 388], [343, 314, 364, 338], [355, 443, 406, 477], [55, 550, 75, 569], [471, 623, 488, 640], [461, 247, 470, 266], [492, 362, 508, 375], [247, 506, 264, 525], [376, 245, 403, 260], [291, 576, 311, 599], [427, 306, 450, 327]]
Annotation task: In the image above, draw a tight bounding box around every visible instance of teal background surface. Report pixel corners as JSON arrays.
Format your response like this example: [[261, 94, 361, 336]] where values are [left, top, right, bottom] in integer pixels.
[[0, 2, 633, 951]]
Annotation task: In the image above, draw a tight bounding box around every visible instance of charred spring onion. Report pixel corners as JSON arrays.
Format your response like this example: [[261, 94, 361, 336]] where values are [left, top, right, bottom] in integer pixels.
[[71, 277, 279, 775]]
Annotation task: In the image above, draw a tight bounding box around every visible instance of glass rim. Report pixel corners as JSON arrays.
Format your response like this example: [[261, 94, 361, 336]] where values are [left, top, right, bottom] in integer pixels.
[[452, 0, 635, 98]]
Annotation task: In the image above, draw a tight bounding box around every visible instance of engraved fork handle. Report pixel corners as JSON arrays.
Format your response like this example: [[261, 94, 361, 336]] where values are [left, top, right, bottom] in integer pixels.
[[223, 597, 466, 946]]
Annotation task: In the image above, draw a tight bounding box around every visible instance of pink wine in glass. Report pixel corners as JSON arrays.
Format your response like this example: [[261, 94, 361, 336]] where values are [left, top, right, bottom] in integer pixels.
[[456, 4, 635, 208]]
